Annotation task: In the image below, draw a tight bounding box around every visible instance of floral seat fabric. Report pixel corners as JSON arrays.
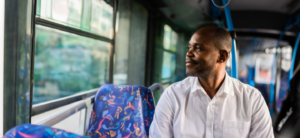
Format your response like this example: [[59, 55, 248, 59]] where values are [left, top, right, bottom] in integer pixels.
[[3, 124, 88, 138], [87, 84, 155, 138]]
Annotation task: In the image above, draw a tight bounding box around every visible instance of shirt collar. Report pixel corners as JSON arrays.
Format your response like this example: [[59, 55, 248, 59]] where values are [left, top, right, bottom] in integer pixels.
[[190, 77, 206, 95], [222, 72, 234, 96], [191, 72, 234, 96]]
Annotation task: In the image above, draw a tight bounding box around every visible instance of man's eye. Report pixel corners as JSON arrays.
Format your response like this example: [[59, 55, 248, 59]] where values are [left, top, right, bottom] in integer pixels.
[[187, 46, 191, 50]]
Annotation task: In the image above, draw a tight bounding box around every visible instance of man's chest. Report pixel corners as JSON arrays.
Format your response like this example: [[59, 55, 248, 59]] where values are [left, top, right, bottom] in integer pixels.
[[172, 94, 252, 138]]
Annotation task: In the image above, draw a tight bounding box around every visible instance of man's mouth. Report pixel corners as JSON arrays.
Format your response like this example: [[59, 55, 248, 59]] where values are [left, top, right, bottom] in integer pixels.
[[186, 60, 197, 66]]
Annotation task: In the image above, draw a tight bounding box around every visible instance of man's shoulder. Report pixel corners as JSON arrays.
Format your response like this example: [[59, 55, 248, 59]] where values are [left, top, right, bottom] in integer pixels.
[[168, 76, 196, 88], [170, 76, 195, 87], [164, 77, 196, 95], [229, 77, 261, 97]]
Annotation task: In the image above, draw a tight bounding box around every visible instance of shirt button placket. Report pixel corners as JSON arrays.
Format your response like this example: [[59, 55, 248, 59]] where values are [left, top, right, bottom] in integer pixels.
[[206, 100, 213, 138]]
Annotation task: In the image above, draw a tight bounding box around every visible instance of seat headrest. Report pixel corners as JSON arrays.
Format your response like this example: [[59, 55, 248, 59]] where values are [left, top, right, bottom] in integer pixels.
[[4, 124, 88, 138], [88, 84, 155, 137]]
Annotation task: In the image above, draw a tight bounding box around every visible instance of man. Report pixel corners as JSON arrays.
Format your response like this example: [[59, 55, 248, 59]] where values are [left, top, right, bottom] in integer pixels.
[[149, 26, 274, 138]]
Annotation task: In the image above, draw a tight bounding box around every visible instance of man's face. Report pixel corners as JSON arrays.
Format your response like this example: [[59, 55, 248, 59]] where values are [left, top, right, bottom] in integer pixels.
[[186, 31, 219, 77]]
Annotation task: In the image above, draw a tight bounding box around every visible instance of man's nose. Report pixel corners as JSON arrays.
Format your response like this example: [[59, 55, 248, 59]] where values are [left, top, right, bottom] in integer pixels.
[[186, 50, 194, 57]]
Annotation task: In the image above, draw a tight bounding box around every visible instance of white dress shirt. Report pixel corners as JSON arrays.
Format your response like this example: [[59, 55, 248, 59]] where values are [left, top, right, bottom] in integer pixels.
[[150, 73, 274, 138]]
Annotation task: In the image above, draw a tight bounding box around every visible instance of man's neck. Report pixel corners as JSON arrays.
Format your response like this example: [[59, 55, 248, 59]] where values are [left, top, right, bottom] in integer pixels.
[[198, 71, 226, 99]]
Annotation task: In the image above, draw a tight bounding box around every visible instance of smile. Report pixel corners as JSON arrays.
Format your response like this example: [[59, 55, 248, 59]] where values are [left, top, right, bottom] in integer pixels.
[[186, 61, 196, 66]]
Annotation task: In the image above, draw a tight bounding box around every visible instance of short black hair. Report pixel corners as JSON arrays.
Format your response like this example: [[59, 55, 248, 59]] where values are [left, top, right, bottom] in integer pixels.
[[213, 27, 232, 52], [200, 26, 232, 52]]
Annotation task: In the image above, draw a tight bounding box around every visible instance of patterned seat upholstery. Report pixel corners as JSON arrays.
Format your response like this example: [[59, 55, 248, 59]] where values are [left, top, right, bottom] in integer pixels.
[[3, 124, 88, 138], [87, 84, 155, 138]]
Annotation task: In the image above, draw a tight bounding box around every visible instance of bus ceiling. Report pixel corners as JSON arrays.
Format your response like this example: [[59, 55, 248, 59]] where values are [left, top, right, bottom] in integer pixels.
[[137, 0, 300, 43]]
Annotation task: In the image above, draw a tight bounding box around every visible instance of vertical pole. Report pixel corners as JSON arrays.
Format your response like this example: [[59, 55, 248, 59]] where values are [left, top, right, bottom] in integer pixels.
[[0, 0, 5, 136], [270, 17, 293, 115], [109, 0, 118, 84], [78, 108, 86, 135], [4, 0, 34, 132], [83, 107, 88, 135], [289, 32, 300, 83], [29, 0, 37, 124], [222, 0, 238, 79], [270, 28, 285, 116]]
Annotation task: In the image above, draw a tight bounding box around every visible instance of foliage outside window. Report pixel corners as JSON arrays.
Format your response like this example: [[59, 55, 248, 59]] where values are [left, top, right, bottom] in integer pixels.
[[33, 0, 113, 104]]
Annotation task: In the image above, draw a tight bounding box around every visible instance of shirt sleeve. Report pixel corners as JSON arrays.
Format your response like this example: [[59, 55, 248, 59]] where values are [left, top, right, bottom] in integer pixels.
[[149, 89, 174, 138], [249, 91, 274, 138]]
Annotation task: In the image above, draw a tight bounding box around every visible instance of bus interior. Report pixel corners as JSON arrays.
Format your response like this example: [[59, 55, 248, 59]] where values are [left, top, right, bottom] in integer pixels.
[[1, 0, 300, 137]]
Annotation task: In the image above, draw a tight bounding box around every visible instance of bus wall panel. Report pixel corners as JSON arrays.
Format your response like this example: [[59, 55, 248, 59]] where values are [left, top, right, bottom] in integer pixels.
[[3, 0, 34, 133]]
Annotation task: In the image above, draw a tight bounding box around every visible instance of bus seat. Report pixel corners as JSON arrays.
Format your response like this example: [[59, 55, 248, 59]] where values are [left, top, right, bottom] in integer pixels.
[[87, 84, 155, 138], [3, 124, 88, 138], [274, 64, 300, 137]]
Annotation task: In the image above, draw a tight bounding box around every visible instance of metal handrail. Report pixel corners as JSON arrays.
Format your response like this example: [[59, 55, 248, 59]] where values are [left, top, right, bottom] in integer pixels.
[[37, 96, 95, 127], [148, 83, 164, 94], [32, 88, 98, 116], [35, 83, 164, 131]]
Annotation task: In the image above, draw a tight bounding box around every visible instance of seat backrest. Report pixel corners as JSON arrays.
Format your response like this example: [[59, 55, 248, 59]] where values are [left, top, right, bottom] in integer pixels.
[[4, 124, 88, 138], [87, 84, 155, 138], [274, 65, 300, 137]]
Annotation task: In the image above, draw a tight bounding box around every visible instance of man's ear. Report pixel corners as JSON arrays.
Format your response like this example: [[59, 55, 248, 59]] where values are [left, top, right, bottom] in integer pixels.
[[218, 50, 229, 63]]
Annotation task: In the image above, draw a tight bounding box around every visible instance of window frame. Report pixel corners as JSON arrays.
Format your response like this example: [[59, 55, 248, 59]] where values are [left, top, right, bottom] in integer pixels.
[[29, 0, 117, 118]]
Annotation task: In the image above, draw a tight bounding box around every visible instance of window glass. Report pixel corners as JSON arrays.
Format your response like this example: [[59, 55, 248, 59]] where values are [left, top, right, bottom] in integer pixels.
[[163, 25, 172, 50], [65, 0, 83, 27], [171, 31, 178, 51], [161, 51, 176, 80], [153, 24, 184, 104], [36, 0, 41, 17], [81, 0, 92, 31], [90, 0, 113, 38], [33, 25, 110, 104], [36, 0, 113, 39], [163, 25, 177, 52]]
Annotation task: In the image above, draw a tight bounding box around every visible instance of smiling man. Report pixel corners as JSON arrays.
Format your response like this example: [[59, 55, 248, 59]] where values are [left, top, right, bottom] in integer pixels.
[[149, 26, 274, 138]]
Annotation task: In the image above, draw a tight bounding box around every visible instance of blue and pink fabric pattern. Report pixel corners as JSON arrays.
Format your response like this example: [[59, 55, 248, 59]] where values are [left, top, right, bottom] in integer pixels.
[[87, 84, 155, 138], [3, 124, 88, 138]]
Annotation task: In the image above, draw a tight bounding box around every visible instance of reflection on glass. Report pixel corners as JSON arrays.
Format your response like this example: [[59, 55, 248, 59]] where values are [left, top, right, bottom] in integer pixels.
[[172, 31, 178, 50], [36, 0, 113, 38], [163, 25, 171, 50], [52, 0, 73, 25], [67, 0, 83, 27], [163, 25, 177, 52], [161, 51, 176, 80], [33, 25, 110, 104], [90, 0, 113, 38], [81, 0, 92, 30]]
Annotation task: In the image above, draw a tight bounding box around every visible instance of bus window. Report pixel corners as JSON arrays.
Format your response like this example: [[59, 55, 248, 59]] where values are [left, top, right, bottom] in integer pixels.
[[36, 0, 113, 38], [161, 25, 177, 85], [33, 25, 110, 104]]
